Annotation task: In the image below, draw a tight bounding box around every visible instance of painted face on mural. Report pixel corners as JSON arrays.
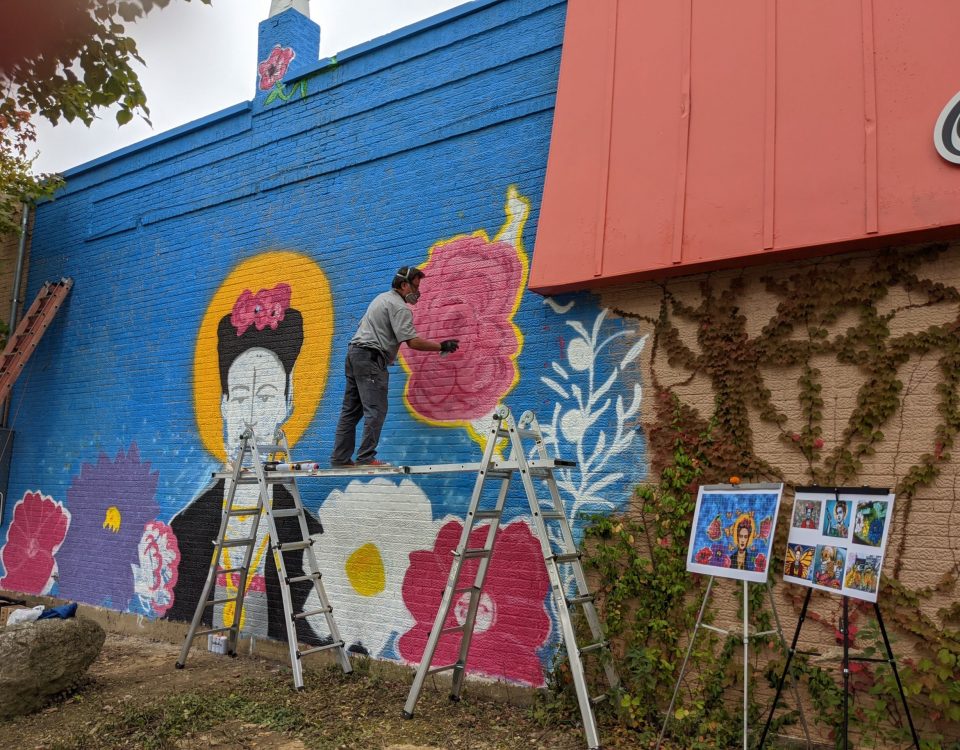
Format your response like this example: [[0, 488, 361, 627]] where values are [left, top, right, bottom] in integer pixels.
[[221, 347, 291, 448]]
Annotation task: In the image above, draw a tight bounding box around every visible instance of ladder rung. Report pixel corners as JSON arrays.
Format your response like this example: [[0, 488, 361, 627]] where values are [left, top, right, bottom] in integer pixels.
[[441, 624, 466, 636], [540, 511, 565, 520], [483, 469, 512, 480], [275, 540, 312, 552], [454, 586, 479, 597], [217, 567, 245, 576], [294, 606, 332, 620], [205, 596, 239, 608], [579, 641, 608, 655], [286, 572, 321, 584], [495, 428, 540, 439], [228, 506, 260, 515], [193, 626, 234, 638], [220, 538, 256, 548], [271, 508, 302, 518], [471, 510, 502, 520], [297, 640, 345, 658], [567, 594, 595, 607], [427, 662, 460, 676], [551, 552, 582, 564], [256, 444, 285, 454], [457, 549, 491, 559], [591, 694, 608, 705]]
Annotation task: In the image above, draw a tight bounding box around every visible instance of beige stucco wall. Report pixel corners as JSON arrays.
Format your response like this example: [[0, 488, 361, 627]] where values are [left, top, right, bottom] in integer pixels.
[[599, 241, 960, 746]]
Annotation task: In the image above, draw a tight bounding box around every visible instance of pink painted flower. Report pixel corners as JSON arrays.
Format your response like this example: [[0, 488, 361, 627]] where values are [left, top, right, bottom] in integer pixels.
[[399, 520, 551, 686], [758, 516, 772, 540], [403, 235, 524, 422], [0, 491, 70, 594], [258, 45, 296, 91], [131, 521, 181, 617], [230, 283, 291, 336], [753, 552, 767, 572]]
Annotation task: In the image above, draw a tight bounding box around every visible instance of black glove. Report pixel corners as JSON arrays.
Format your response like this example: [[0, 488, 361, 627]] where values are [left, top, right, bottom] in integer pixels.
[[440, 339, 459, 354]]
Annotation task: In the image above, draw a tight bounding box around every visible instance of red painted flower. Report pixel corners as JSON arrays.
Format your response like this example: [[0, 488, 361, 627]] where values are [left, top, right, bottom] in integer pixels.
[[258, 45, 296, 91], [398, 520, 551, 686], [758, 516, 772, 540], [402, 234, 524, 422], [0, 491, 70, 594], [695, 547, 713, 564], [230, 283, 291, 336], [753, 552, 767, 572]]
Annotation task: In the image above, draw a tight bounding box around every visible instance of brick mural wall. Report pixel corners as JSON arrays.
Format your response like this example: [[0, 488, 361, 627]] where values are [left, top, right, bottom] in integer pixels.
[[0, 0, 647, 688]]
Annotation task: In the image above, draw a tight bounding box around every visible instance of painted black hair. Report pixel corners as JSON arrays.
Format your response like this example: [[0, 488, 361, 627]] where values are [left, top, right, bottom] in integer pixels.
[[217, 309, 304, 396]]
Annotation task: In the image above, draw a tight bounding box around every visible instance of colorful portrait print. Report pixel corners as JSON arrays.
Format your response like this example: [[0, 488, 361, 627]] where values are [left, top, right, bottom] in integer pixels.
[[165, 253, 334, 642], [783, 544, 815, 581], [823, 499, 850, 539], [686, 485, 783, 583], [791, 499, 821, 530], [853, 500, 888, 547], [813, 545, 846, 589], [844, 552, 882, 595]]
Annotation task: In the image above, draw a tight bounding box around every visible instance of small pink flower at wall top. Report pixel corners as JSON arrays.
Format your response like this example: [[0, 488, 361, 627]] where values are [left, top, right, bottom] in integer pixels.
[[258, 45, 296, 91], [230, 283, 292, 336]]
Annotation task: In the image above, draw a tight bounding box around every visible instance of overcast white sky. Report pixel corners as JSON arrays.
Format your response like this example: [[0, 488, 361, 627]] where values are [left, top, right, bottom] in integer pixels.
[[32, 0, 467, 174]]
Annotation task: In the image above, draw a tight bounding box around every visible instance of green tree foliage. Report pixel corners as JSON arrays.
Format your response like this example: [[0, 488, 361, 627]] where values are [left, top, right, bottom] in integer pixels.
[[0, 0, 210, 236]]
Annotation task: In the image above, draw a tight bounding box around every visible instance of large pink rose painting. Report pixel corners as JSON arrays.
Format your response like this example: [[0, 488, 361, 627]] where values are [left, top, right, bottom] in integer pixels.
[[0, 491, 71, 594], [401, 186, 529, 432], [398, 519, 551, 686]]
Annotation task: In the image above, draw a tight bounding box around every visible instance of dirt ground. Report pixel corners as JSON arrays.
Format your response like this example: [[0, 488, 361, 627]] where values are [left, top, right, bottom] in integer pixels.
[[2, 631, 644, 750]]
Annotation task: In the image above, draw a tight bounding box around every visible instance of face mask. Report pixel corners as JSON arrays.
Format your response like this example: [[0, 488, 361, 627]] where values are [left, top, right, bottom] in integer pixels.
[[404, 289, 421, 304]]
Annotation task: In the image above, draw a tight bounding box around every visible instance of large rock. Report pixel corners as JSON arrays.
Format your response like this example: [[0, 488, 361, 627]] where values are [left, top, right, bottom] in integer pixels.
[[0, 617, 105, 719]]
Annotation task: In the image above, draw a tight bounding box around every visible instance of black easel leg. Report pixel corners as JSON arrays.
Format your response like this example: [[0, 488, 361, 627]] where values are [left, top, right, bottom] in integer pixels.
[[842, 596, 850, 750], [758, 587, 813, 750], [874, 602, 921, 749]]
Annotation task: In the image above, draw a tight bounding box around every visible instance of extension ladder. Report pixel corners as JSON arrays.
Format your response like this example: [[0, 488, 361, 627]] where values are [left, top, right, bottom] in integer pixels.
[[402, 406, 620, 750], [0, 278, 73, 407], [175, 428, 352, 689]]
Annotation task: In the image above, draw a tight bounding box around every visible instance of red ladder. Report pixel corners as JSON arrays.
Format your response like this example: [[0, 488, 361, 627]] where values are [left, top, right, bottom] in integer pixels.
[[0, 278, 73, 408]]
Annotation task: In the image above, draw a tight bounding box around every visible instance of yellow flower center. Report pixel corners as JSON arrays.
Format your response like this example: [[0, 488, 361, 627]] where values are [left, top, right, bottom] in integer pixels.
[[345, 542, 385, 597], [103, 506, 122, 533]]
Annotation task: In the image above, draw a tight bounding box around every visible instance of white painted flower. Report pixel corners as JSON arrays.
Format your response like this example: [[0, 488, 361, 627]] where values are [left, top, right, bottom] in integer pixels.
[[304, 478, 437, 657]]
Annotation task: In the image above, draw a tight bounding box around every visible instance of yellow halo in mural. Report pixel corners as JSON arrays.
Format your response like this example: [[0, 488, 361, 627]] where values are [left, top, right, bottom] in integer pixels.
[[193, 251, 333, 461]]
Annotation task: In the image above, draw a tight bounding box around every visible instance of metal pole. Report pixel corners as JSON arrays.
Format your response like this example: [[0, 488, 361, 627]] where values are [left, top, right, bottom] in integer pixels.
[[874, 602, 921, 749], [842, 596, 850, 750], [743, 580, 749, 750], [657, 576, 715, 750]]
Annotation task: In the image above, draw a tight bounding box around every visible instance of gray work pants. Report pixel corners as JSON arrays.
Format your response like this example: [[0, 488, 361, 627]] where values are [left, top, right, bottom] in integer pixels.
[[331, 344, 389, 464]]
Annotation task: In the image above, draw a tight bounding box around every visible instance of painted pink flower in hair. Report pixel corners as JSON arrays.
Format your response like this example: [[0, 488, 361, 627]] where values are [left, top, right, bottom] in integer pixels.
[[399, 520, 550, 686], [258, 45, 296, 91], [131, 521, 181, 617], [0, 491, 70, 594], [230, 283, 292, 336], [403, 234, 524, 422]]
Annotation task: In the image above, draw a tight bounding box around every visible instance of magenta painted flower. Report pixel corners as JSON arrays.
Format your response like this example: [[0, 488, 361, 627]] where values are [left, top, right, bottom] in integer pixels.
[[758, 516, 772, 540], [0, 491, 71, 594], [398, 520, 551, 686], [230, 283, 291, 336], [131, 521, 181, 617], [56, 444, 159, 608], [258, 45, 296, 91], [403, 235, 524, 422]]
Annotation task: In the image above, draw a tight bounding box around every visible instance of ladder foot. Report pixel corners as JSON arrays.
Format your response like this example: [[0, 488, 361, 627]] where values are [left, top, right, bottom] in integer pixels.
[[402, 710, 414, 720], [296, 686, 305, 692], [227, 651, 237, 658], [175, 662, 185, 669], [449, 693, 461, 702]]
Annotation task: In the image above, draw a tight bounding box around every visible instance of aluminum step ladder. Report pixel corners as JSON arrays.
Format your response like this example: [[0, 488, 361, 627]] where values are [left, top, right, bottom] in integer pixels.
[[402, 406, 620, 750], [0, 278, 72, 408], [175, 428, 352, 689]]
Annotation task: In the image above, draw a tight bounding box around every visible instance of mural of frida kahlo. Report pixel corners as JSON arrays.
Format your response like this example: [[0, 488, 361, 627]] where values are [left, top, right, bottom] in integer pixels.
[[167, 256, 332, 644]]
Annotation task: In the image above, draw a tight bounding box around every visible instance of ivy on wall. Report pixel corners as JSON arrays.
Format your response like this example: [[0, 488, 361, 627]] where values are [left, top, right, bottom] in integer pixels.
[[557, 245, 960, 748]]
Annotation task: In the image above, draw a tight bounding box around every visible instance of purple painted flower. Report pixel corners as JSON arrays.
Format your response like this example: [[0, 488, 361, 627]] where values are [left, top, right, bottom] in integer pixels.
[[56, 444, 159, 609]]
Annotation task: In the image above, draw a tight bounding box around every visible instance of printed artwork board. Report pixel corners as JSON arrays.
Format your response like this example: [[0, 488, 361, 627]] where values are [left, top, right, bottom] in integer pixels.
[[783, 487, 895, 603], [686, 483, 784, 584]]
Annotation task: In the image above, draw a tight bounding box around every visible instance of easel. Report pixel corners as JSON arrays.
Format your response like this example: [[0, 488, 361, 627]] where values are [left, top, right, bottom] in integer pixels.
[[758, 587, 920, 749], [657, 576, 812, 750]]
